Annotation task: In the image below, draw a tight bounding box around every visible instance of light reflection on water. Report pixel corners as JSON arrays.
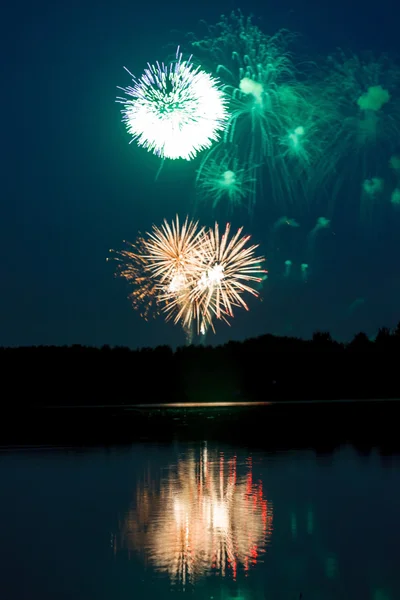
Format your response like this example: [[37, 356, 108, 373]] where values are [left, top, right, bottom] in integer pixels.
[[115, 445, 273, 588]]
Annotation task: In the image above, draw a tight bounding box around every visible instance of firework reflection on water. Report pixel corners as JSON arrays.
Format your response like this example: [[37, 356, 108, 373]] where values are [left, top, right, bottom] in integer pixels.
[[115, 445, 273, 588]]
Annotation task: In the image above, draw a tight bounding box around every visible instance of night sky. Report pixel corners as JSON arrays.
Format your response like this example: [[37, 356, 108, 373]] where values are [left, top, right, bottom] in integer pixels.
[[1, 0, 399, 349]]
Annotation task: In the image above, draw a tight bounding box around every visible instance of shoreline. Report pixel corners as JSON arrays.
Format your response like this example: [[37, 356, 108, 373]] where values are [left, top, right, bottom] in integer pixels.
[[1, 399, 399, 453]]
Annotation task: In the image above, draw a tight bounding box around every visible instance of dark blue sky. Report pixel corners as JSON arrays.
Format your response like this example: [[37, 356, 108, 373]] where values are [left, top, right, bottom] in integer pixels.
[[1, 0, 399, 348]]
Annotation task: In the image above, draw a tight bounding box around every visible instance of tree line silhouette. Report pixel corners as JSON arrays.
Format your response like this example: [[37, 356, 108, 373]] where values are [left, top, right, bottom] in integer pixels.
[[1, 323, 400, 406]]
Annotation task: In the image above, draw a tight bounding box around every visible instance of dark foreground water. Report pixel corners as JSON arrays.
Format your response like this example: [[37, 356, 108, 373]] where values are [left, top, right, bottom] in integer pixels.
[[1, 441, 399, 600]]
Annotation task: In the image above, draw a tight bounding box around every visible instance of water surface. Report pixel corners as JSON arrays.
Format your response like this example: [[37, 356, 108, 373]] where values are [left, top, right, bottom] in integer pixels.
[[1, 442, 399, 600]]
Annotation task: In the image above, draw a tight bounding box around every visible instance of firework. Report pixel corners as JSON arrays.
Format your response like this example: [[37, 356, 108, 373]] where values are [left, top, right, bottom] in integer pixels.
[[143, 215, 205, 297], [108, 236, 160, 321], [116, 46, 229, 161], [190, 11, 314, 212], [143, 216, 214, 333], [190, 222, 267, 321], [111, 216, 267, 334], [195, 143, 258, 213], [313, 51, 400, 225]]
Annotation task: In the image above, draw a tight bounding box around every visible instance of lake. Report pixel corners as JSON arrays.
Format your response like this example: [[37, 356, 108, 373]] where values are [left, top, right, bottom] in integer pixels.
[[1, 440, 399, 600]]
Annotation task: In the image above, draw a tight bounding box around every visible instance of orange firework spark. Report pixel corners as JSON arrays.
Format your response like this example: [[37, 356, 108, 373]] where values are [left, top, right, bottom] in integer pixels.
[[108, 235, 160, 321]]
